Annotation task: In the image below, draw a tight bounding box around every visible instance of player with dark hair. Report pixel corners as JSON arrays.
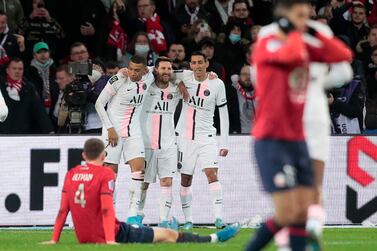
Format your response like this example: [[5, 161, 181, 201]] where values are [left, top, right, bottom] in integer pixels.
[[95, 55, 153, 225], [246, 0, 352, 250], [175, 51, 230, 229], [41, 138, 240, 245]]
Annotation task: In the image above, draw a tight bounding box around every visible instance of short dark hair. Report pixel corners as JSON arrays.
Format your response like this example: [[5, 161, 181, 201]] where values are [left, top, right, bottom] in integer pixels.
[[353, 3, 366, 12], [232, 0, 249, 12], [83, 138, 104, 160], [106, 61, 120, 69], [155, 56, 172, 68], [130, 55, 147, 66], [0, 10, 6, 16], [56, 64, 70, 74], [6, 58, 23, 69], [274, 0, 311, 10], [190, 51, 207, 61], [70, 42, 87, 54], [370, 24, 377, 34]]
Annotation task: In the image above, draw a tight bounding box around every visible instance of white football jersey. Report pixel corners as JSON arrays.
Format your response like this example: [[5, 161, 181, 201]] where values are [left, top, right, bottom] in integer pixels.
[[176, 71, 227, 139], [96, 70, 154, 138], [141, 82, 181, 150]]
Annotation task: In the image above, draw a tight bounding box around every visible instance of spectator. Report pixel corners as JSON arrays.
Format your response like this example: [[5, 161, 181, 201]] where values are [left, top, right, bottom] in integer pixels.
[[0, 0, 24, 32], [17, 0, 64, 62], [51, 65, 74, 132], [228, 0, 253, 33], [70, 42, 90, 63], [182, 19, 215, 60], [0, 58, 54, 134], [204, 0, 233, 33], [0, 11, 25, 70], [250, 25, 261, 43], [231, 65, 255, 134], [364, 46, 377, 130], [173, 0, 213, 40], [331, 2, 369, 51], [24, 42, 56, 112], [167, 43, 187, 69], [329, 77, 365, 134], [199, 37, 226, 81], [53, 0, 106, 59], [357, 24, 377, 71], [105, 61, 120, 76], [122, 32, 158, 66]]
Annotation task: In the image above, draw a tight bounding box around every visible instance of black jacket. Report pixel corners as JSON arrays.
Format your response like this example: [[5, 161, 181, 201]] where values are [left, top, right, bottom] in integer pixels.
[[0, 78, 54, 134], [24, 64, 57, 100]]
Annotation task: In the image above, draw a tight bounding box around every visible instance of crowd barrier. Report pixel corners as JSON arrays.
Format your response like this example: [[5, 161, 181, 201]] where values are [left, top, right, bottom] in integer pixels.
[[0, 135, 376, 226]]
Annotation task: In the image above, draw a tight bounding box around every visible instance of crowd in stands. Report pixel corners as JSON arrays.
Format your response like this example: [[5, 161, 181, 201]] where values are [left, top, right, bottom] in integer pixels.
[[1, 0, 377, 134]]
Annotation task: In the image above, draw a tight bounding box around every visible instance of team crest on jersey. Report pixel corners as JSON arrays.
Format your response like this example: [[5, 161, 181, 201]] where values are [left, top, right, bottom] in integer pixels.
[[167, 93, 173, 100], [288, 67, 308, 103], [204, 89, 210, 96], [177, 163, 182, 169], [108, 180, 115, 191], [109, 75, 118, 85]]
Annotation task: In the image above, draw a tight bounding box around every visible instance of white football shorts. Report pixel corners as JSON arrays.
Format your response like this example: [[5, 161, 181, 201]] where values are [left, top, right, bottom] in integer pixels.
[[144, 145, 178, 183]]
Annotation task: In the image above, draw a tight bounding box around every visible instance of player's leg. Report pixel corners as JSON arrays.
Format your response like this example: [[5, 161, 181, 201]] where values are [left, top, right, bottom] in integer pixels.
[[159, 177, 173, 227], [204, 168, 225, 229], [123, 137, 146, 225], [177, 137, 196, 229], [180, 173, 194, 229], [157, 146, 176, 227], [103, 137, 123, 204]]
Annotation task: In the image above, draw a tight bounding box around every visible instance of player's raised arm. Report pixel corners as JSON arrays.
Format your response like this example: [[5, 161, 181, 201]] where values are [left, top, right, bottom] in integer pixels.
[[0, 90, 8, 122], [217, 81, 229, 157], [253, 23, 307, 66]]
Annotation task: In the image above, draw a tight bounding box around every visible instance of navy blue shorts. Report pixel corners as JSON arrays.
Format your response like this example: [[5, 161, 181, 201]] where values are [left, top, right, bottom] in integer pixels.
[[254, 139, 314, 193], [116, 222, 154, 243]]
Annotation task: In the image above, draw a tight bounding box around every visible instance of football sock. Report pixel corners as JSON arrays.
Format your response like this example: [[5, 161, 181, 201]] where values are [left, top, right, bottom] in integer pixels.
[[128, 171, 144, 217], [176, 232, 212, 243], [306, 204, 325, 238], [160, 186, 173, 222], [137, 188, 147, 216], [289, 224, 307, 251], [246, 218, 282, 251], [180, 185, 193, 223], [275, 228, 291, 251], [209, 181, 223, 219]]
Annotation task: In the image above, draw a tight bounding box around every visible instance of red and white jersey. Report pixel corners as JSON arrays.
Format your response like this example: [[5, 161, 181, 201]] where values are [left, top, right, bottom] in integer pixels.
[[141, 82, 181, 150], [62, 163, 119, 243], [96, 70, 154, 138], [176, 71, 227, 140]]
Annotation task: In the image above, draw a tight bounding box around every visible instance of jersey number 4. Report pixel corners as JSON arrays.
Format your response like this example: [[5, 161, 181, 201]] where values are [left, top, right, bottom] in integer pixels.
[[74, 183, 86, 208]]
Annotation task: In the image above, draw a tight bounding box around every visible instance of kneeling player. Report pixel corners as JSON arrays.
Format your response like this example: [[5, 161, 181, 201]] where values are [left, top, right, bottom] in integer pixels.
[[42, 138, 240, 245]]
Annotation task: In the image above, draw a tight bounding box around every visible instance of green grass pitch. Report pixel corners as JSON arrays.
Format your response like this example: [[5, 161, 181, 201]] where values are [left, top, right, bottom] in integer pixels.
[[0, 228, 377, 251]]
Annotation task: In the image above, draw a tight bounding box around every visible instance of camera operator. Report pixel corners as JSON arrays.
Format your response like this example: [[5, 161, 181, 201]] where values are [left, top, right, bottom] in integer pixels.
[[82, 63, 108, 134]]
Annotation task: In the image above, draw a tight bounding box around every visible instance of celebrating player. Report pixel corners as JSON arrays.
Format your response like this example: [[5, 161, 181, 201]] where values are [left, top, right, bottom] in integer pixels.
[[0, 90, 8, 122], [95, 55, 154, 225], [175, 51, 229, 229], [246, 0, 352, 250], [41, 138, 240, 245], [138, 57, 182, 227]]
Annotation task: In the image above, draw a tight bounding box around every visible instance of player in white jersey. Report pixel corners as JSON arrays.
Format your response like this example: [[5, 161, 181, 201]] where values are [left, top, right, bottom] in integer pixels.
[[175, 51, 229, 229], [0, 90, 8, 122], [136, 57, 182, 228], [274, 20, 354, 251], [95, 55, 154, 225]]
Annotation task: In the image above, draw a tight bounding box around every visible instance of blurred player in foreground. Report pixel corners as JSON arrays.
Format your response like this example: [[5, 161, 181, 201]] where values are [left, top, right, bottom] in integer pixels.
[[246, 0, 352, 250], [0, 90, 8, 122], [275, 21, 354, 251], [42, 138, 240, 245]]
